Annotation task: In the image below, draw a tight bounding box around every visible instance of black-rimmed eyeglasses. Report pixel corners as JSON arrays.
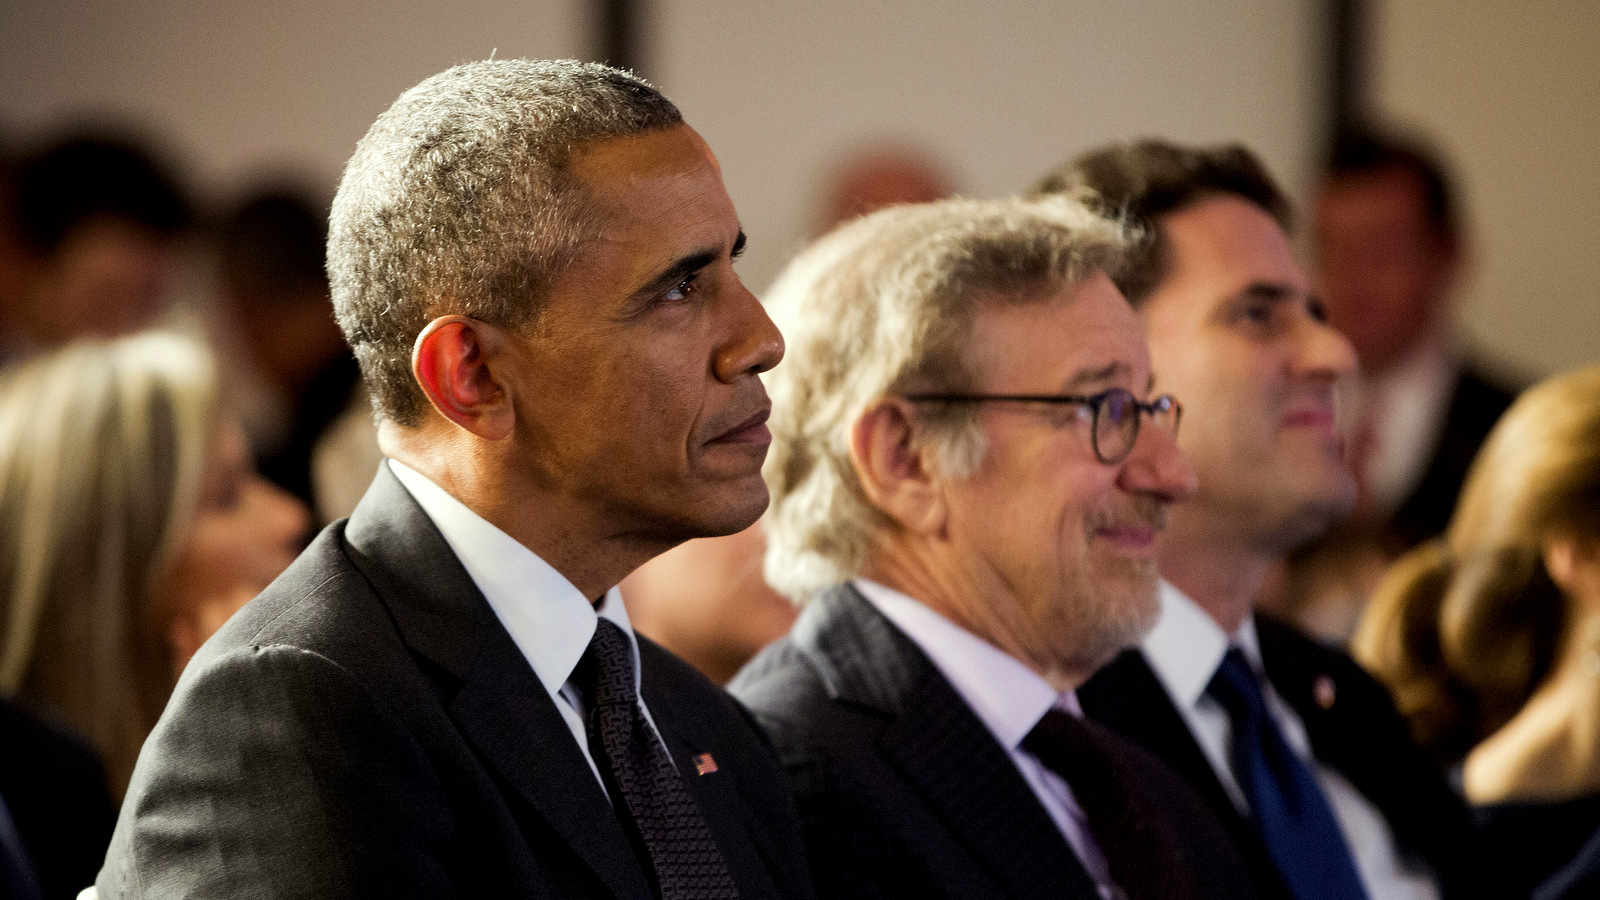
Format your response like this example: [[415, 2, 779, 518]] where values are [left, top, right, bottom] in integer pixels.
[[900, 387, 1182, 465]]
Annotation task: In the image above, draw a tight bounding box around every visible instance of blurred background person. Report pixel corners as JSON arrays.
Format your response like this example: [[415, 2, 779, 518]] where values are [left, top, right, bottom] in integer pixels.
[[0, 693, 114, 900], [209, 187, 364, 520], [0, 136, 26, 337], [0, 332, 308, 797], [1278, 127, 1522, 642], [625, 138, 957, 683], [621, 521, 797, 685], [0, 134, 191, 364], [810, 141, 956, 236], [1354, 364, 1600, 899]]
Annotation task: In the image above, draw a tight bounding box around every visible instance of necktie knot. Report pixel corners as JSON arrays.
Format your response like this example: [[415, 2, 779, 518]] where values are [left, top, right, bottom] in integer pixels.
[[1022, 708, 1099, 781], [583, 617, 637, 712], [1205, 647, 1268, 725]]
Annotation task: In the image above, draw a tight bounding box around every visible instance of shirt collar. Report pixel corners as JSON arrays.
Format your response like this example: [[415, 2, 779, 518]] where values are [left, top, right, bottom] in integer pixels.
[[1140, 579, 1264, 710], [387, 459, 642, 702], [852, 578, 1078, 750]]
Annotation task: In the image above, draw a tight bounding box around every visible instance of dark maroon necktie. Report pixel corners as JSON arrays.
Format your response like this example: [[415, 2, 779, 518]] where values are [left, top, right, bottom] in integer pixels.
[[1024, 709, 1202, 900]]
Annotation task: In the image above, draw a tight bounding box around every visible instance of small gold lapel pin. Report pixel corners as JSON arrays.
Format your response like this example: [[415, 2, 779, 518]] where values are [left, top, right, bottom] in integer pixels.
[[694, 753, 719, 775], [1313, 674, 1337, 710]]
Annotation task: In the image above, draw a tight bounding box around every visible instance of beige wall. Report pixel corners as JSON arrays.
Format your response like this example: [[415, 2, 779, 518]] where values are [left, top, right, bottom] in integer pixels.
[[0, 0, 588, 192], [1371, 0, 1600, 380], [652, 0, 1327, 292], [1, 0, 1327, 295]]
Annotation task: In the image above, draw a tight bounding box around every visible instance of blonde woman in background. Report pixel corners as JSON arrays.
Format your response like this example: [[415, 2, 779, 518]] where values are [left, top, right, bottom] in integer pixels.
[[1354, 363, 1600, 898], [0, 333, 308, 798]]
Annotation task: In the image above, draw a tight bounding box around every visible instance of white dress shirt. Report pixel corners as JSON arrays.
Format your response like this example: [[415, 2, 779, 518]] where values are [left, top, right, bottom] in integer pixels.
[[1141, 580, 1439, 900], [1357, 336, 1459, 517], [854, 578, 1121, 900], [389, 458, 664, 796]]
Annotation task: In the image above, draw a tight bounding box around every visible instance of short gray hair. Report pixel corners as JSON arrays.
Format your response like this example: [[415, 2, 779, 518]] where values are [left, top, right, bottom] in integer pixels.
[[762, 195, 1136, 600], [328, 59, 683, 425]]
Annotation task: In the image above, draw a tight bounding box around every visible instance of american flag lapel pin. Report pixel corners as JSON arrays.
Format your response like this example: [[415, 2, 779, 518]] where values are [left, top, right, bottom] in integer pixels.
[[694, 752, 719, 775]]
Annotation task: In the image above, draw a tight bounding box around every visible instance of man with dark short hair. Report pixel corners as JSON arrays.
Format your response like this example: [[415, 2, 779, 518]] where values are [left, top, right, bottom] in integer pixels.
[[1288, 130, 1519, 640], [1039, 140, 1481, 900], [1317, 130, 1515, 549], [1, 134, 190, 362], [99, 60, 814, 900], [733, 195, 1255, 900]]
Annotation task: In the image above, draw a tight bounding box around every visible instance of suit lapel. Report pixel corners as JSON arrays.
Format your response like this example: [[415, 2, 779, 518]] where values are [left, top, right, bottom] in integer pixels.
[[1080, 650, 1296, 900], [639, 640, 781, 900], [1080, 650, 1248, 832], [803, 585, 1101, 900], [1255, 616, 1390, 827], [342, 465, 651, 900], [1255, 617, 1349, 774]]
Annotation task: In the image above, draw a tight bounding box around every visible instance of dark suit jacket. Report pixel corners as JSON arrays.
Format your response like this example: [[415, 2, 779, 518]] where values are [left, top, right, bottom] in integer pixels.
[[98, 465, 815, 900], [0, 698, 115, 900], [1476, 793, 1600, 900], [1386, 362, 1519, 549], [729, 583, 1257, 900], [1536, 820, 1600, 900], [1079, 614, 1485, 900]]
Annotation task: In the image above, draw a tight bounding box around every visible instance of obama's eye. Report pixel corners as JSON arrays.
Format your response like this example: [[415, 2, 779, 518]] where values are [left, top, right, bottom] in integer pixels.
[[662, 272, 703, 303]]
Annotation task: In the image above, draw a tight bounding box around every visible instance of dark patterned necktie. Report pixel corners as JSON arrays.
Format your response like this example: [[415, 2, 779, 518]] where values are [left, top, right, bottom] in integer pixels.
[[1206, 647, 1368, 900], [1023, 709, 1199, 900], [578, 618, 739, 900]]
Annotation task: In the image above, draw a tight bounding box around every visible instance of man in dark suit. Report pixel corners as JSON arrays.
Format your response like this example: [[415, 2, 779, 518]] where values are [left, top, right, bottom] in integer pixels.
[[98, 60, 813, 900], [1037, 141, 1481, 900], [1282, 129, 1519, 641], [1315, 127, 1518, 546], [733, 196, 1257, 900]]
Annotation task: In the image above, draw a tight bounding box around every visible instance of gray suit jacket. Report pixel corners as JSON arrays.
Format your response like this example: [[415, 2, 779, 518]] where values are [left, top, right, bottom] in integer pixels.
[[98, 466, 815, 900], [730, 583, 1257, 900]]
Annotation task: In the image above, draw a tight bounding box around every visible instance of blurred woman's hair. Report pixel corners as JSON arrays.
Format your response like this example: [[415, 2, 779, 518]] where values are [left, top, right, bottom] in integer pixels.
[[0, 333, 216, 794], [1354, 365, 1600, 763]]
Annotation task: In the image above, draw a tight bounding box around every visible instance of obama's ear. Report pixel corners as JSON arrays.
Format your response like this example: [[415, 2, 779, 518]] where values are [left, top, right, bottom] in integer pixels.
[[412, 316, 516, 441]]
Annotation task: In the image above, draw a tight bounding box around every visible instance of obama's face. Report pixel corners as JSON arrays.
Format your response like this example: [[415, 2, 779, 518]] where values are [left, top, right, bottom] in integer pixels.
[[501, 125, 784, 545]]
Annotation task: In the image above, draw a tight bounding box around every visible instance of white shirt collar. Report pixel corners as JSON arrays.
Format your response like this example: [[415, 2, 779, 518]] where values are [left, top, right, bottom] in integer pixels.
[[1140, 578, 1265, 711], [852, 578, 1078, 750], [386, 459, 642, 702], [1359, 334, 1460, 515]]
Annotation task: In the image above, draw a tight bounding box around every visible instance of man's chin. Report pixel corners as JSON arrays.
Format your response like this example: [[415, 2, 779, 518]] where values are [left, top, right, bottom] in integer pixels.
[[691, 483, 771, 540], [1046, 573, 1161, 678]]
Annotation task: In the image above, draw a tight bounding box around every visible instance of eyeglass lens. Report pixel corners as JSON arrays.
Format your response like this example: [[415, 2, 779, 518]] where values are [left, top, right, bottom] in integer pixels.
[[1092, 389, 1180, 464]]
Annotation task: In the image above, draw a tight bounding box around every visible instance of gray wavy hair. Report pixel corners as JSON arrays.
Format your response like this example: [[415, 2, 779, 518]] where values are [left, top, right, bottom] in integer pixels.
[[762, 195, 1136, 601], [328, 59, 682, 425]]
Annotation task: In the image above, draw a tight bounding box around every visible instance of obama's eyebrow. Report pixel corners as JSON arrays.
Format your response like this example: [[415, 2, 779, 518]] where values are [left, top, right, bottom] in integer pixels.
[[627, 230, 746, 301]]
